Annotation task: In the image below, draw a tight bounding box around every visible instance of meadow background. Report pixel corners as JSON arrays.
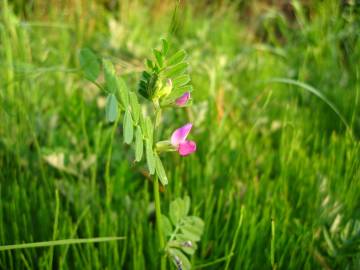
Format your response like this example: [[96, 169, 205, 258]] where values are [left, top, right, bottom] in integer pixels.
[[1, 0, 359, 269]]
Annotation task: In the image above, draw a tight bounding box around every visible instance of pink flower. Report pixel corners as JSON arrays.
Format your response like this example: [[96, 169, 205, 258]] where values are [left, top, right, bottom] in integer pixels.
[[175, 92, 190, 106], [171, 123, 196, 156]]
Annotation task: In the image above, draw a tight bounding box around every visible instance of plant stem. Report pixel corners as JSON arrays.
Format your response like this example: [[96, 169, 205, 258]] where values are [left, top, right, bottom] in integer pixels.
[[105, 115, 120, 208], [153, 174, 166, 270], [153, 105, 166, 269]]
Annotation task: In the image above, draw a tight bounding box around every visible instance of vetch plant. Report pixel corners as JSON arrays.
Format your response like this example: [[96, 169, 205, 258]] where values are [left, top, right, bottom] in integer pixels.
[[79, 39, 204, 270]]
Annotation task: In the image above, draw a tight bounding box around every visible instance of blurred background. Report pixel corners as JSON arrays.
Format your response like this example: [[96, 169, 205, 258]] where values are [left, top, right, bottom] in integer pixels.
[[0, 0, 359, 269]]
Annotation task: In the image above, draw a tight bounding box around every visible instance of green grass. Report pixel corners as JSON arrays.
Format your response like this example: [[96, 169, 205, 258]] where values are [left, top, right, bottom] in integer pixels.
[[1, 0, 359, 269]]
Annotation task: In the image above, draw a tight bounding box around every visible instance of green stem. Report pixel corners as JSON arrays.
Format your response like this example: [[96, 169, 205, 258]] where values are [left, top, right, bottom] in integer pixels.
[[168, 224, 180, 243], [153, 174, 166, 270], [153, 105, 166, 270], [105, 115, 120, 208]]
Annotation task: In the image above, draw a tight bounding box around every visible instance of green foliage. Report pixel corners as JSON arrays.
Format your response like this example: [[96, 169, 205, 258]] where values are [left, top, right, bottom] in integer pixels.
[[161, 215, 173, 237], [129, 92, 140, 124], [0, 237, 125, 251], [105, 94, 118, 123], [145, 139, 156, 175], [144, 117, 154, 143], [123, 110, 133, 144], [164, 197, 204, 270], [1, 1, 360, 270], [79, 48, 100, 82], [138, 39, 193, 105], [154, 153, 168, 185], [172, 74, 191, 88], [163, 62, 188, 78], [103, 60, 118, 94], [116, 77, 129, 109], [138, 71, 156, 99], [167, 49, 187, 66], [135, 126, 143, 162], [78, 46, 170, 182], [169, 248, 191, 270]]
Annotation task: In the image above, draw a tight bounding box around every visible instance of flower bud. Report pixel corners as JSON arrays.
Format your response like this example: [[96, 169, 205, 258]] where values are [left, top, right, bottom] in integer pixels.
[[175, 92, 190, 106], [154, 79, 172, 100]]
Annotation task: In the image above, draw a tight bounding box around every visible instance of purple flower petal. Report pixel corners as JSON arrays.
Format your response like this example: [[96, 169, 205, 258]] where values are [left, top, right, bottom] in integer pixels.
[[178, 140, 196, 156], [171, 123, 192, 146], [175, 92, 190, 106]]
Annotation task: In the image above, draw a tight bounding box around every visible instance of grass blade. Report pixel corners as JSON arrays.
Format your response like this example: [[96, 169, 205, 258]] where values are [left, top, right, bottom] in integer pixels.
[[266, 78, 350, 129], [0, 237, 125, 251], [224, 205, 245, 270]]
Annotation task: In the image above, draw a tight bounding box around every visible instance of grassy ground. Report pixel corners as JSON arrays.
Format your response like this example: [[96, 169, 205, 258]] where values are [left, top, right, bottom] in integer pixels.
[[1, 0, 359, 269]]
